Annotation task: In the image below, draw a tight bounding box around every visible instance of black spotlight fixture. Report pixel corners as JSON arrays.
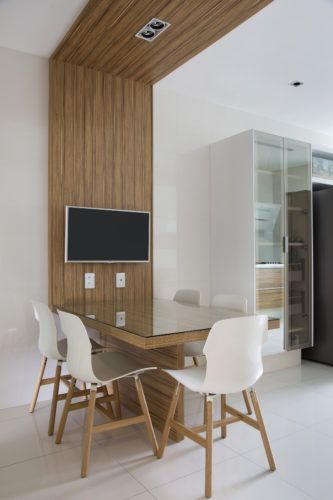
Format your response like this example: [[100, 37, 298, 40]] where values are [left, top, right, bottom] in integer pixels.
[[289, 81, 304, 87], [136, 18, 170, 42]]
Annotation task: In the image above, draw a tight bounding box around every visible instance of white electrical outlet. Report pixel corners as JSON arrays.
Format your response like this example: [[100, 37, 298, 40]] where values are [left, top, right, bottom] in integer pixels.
[[116, 311, 126, 327], [85, 273, 95, 289], [116, 272, 126, 288]]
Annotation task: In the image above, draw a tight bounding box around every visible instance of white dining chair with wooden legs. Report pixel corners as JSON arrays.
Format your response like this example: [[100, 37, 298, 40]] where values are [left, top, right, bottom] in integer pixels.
[[158, 315, 276, 498], [56, 310, 158, 478], [29, 301, 117, 436]]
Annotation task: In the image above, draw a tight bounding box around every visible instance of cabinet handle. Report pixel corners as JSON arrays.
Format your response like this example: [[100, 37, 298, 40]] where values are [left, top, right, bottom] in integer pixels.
[[283, 236, 289, 253]]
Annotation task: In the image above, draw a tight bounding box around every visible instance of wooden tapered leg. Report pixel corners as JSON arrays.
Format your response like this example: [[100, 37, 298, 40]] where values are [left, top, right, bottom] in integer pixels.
[[102, 385, 115, 419], [83, 382, 88, 401], [112, 380, 121, 418], [157, 383, 181, 459], [135, 376, 158, 455], [220, 394, 227, 438], [48, 360, 62, 436], [205, 397, 213, 498], [29, 357, 47, 413], [242, 390, 252, 415], [55, 377, 76, 444], [250, 390, 276, 471], [81, 384, 97, 478]]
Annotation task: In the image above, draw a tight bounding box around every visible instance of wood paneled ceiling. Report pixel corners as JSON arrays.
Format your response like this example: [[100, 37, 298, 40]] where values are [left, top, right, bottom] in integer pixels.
[[52, 0, 273, 84]]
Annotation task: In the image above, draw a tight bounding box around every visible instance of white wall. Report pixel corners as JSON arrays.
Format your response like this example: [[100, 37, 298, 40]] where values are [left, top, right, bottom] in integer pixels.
[[153, 87, 333, 304], [0, 47, 50, 409]]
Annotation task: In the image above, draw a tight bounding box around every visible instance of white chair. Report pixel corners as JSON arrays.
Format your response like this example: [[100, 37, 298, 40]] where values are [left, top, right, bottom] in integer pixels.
[[173, 289, 201, 306], [158, 315, 276, 499], [173, 289, 202, 361], [212, 293, 248, 313], [29, 301, 112, 435], [56, 310, 158, 478]]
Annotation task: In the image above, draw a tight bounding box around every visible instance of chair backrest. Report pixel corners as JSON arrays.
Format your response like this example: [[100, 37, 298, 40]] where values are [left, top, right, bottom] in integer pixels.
[[211, 294, 248, 313], [203, 315, 268, 394], [31, 301, 63, 360], [173, 289, 200, 306], [57, 310, 99, 383]]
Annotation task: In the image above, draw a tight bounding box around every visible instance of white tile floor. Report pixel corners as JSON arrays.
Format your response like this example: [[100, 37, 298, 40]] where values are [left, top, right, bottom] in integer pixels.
[[1, 360, 333, 499]]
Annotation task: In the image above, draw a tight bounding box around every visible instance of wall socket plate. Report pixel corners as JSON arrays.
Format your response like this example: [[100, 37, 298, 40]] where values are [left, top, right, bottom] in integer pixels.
[[85, 273, 95, 289], [116, 311, 126, 327], [116, 272, 126, 288]]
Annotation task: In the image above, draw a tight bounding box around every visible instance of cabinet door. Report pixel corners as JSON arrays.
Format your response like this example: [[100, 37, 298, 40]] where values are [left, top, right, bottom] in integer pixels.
[[254, 131, 284, 266], [284, 138, 312, 350]]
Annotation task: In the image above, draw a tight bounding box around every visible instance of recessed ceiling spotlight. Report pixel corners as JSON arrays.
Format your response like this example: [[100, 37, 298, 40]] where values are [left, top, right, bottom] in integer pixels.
[[135, 18, 170, 42], [289, 81, 304, 87]]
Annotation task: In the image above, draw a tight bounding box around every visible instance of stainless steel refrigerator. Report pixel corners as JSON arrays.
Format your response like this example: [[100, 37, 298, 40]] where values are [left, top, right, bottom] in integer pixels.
[[303, 185, 333, 364]]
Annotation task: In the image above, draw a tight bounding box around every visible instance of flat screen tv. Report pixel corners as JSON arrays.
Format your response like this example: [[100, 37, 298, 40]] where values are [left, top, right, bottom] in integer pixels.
[[65, 206, 150, 263]]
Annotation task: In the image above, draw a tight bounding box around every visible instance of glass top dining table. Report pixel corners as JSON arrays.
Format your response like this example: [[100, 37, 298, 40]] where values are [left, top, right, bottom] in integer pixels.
[[55, 299, 279, 349]]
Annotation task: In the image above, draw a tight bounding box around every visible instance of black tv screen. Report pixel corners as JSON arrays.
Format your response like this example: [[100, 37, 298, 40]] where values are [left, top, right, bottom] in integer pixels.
[[65, 206, 150, 262]]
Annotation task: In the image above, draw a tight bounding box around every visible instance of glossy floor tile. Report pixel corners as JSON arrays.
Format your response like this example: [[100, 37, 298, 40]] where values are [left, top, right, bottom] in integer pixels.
[[1, 360, 333, 499]]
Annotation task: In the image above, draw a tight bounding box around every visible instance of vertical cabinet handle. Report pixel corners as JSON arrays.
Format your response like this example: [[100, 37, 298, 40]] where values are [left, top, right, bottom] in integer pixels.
[[283, 236, 289, 253]]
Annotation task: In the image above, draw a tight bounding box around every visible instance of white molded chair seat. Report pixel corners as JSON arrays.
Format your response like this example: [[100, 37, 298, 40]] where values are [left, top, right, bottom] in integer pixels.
[[90, 351, 156, 383], [173, 289, 200, 306], [164, 365, 206, 393], [211, 294, 248, 313], [158, 315, 276, 499], [56, 310, 158, 478]]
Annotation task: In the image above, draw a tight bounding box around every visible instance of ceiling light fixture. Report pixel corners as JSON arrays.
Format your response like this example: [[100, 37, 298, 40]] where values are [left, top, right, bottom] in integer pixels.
[[289, 81, 304, 87], [135, 18, 170, 42]]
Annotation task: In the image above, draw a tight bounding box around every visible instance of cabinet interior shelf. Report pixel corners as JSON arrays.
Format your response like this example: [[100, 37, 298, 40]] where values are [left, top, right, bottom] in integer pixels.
[[288, 206, 308, 214], [257, 169, 300, 179]]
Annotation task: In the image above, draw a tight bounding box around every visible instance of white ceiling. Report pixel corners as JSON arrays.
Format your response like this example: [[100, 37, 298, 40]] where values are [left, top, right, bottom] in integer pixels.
[[156, 0, 333, 137], [0, 0, 88, 57]]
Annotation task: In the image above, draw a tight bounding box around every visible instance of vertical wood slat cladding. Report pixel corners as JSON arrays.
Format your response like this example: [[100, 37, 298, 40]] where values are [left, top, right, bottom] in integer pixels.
[[52, 0, 273, 85], [49, 60, 152, 306]]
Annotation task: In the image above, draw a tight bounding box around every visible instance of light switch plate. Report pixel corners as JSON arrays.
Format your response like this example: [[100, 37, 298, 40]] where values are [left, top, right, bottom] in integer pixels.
[[85, 273, 95, 289], [116, 311, 126, 327], [116, 272, 126, 288]]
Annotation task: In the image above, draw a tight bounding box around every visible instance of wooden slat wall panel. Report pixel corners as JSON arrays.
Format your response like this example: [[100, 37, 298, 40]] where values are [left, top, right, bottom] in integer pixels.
[[52, 0, 273, 84], [49, 60, 152, 306]]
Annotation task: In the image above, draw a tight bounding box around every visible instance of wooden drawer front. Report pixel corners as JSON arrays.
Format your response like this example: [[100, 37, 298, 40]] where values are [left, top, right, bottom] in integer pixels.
[[256, 289, 284, 310], [256, 268, 283, 289]]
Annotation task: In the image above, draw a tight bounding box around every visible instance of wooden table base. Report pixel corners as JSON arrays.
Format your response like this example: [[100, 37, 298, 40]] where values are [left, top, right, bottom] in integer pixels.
[[100, 334, 185, 442]]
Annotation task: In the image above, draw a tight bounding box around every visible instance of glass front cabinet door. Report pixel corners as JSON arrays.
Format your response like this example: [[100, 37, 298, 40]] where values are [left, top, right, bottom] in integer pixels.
[[284, 138, 312, 350], [254, 131, 313, 351]]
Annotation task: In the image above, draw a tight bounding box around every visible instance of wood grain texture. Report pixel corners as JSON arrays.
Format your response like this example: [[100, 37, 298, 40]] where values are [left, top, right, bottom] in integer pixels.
[[256, 289, 284, 310], [99, 333, 185, 441], [256, 268, 284, 289], [52, 0, 273, 85], [49, 60, 152, 306]]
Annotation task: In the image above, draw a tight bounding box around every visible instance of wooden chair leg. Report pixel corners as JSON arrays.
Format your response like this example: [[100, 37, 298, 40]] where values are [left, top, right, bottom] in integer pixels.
[[242, 389, 252, 415], [83, 382, 88, 401], [205, 396, 213, 498], [29, 356, 47, 413], [102, 385, 115, 419], [112, 380, 121, 418], [135, 376, 158, 455], [81, 384, 97, 478], [220, 394, 227, 438], [55, 377, 76, 444], [250, 389, 276, 471], [48, 360, 62, 436], [157, 383, 181, 459]]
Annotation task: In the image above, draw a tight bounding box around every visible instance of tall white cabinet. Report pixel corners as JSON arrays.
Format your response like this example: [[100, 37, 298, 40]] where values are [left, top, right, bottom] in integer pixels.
[[210, 129, 313, 351]]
